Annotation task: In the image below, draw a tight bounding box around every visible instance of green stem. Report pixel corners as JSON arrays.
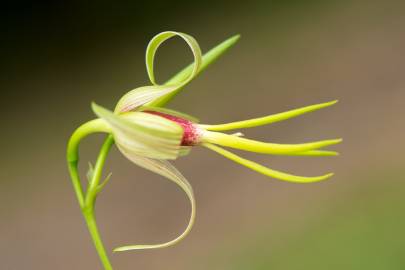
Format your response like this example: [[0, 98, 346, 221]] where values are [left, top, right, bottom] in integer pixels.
[[67, 120, 114, 270], [83, 210, 113, 270]]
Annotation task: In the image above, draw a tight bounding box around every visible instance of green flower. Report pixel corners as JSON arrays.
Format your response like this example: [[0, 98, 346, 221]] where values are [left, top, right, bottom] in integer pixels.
[[67, 31, 341, 268]]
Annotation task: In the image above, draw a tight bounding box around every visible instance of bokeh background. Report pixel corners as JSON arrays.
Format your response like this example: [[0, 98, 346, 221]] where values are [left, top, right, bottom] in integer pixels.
[[2, 0, 405, 269]]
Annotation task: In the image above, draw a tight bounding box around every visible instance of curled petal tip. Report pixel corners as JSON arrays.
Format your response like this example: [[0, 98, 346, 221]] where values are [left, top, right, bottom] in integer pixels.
[[326, 100, 338, 106]]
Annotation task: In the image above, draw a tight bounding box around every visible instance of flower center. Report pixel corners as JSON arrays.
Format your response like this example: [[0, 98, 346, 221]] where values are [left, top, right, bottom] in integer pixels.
[[144, 111, 202, 146]]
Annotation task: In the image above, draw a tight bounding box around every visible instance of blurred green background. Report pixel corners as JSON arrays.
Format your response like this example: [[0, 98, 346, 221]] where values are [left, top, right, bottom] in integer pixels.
[[2, 0, 405, 269]]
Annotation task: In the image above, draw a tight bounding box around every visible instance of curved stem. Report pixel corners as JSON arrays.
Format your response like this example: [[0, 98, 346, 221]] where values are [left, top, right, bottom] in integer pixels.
[[84, 210, 113, 270], [67, 120, 115, 270], [67, 119, 110, 207]]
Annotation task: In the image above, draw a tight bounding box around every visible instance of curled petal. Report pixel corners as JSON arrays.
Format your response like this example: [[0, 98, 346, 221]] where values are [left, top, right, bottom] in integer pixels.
[[202, 130, 342, 155], [92, 103, 183, 160], [145, 31, 202, 86], [113, 151, 195, 252], [115, 31, 203, 113], [203, 143, 334, 183], [148, 34, 241, 107], [200, 100, 338, 131]]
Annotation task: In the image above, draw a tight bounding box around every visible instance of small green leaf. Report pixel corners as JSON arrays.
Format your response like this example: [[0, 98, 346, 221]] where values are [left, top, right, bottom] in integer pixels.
[[96, 172, 112, 194], [86, 162, 94, 182]]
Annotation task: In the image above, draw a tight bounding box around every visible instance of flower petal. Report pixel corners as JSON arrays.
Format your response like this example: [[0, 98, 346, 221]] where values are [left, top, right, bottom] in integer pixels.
[[145, 31, 202, 86], [200, 100, 338, 131], [113, 153, 195, 252], [115, 85, 178, 113], [92, 103, 183, 160], [203, 143, 334, 183], [115, 31, 203, 113], [148, 34, 241, 107], [202, 130, 342, 155]]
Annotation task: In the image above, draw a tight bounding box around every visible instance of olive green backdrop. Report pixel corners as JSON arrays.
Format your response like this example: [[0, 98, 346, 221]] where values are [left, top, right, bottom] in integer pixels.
[[2, 0, 405, 269]]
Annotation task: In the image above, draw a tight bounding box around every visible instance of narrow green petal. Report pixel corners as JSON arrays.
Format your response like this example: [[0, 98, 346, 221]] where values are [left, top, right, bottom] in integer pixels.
[[290, 150, 339, 156], [113, 154, 195, 252], [200, 100, 338, 131], [203, 143, 334, 183], [148, 34, 241, 107], [202, 130, 342, 155], [92, 103, 183, 160]]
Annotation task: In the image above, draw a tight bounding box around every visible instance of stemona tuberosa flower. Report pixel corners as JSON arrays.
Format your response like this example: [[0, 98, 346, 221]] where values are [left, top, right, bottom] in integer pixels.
[[67, 31, 341, 268]]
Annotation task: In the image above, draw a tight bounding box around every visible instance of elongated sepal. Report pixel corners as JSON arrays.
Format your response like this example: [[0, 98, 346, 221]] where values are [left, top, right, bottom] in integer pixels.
[[115, 31, 203, 113], [200, 100, 338, 131], [202, 130, 342, 155], [113, 154, 195, 252], [203, 143, 334, 183], [92, 103, 184, 160]]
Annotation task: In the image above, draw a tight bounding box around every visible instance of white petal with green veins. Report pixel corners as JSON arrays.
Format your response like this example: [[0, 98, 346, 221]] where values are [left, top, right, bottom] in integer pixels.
[[92, 103, 184, 160], [113, 152, 195, 252]]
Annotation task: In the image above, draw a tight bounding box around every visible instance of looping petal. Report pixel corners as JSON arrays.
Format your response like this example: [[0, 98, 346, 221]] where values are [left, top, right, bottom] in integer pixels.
[[113, 151, 195, 252], [145, 31, 202, 86], [115, 31, 203, 113]]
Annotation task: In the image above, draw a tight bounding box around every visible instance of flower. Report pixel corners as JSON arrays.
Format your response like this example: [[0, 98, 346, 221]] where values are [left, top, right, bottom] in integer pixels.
[[88, 31, 341, 252]]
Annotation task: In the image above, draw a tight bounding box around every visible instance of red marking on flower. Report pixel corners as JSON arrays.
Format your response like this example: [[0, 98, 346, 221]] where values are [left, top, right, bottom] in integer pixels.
[[144, 111, 201, 146]]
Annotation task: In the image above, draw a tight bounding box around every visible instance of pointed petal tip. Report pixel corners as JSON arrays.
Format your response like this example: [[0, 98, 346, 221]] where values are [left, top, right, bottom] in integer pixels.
[[326, 138, 343, 146], [317, 99, 338, 108], [302, 172, 335, 183], [91, 101, 102, 113], [113, 245, 156, 252], [113, 247, 128, 253], [328, 100, 339, 105], [230, 34, 241, 42], [321, 172, 334, 180]]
